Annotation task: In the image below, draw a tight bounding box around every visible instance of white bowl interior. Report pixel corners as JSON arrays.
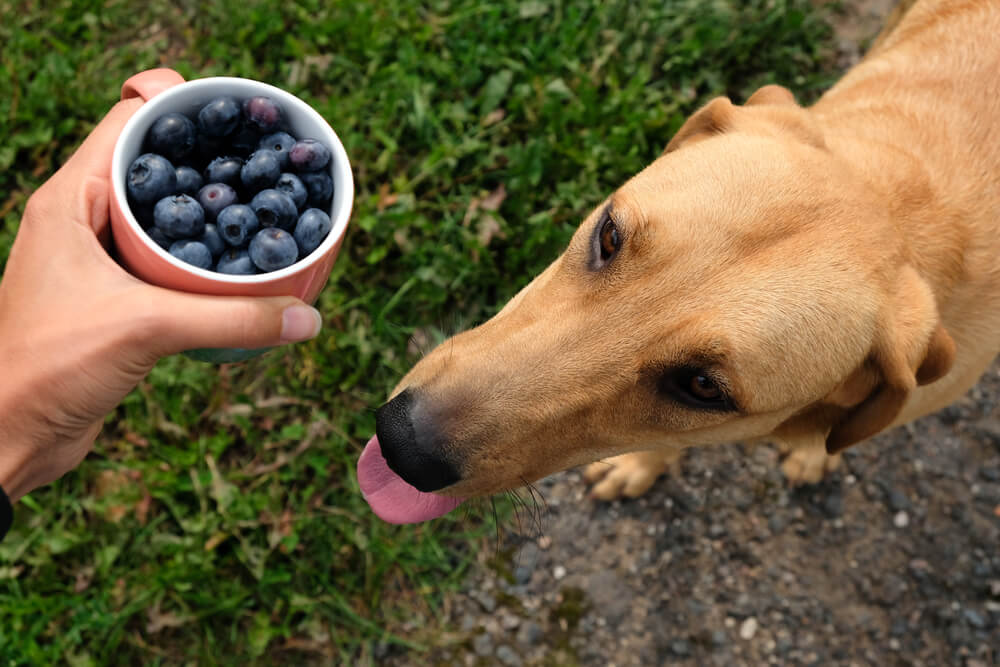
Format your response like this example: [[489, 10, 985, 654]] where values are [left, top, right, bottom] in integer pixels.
[[111, 77, 353, 284]]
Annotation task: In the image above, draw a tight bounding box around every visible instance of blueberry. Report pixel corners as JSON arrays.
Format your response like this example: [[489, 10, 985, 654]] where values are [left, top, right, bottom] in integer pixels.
[[175, 166, 203, 195], [259, 132, 295, 170], [198, 223, 226, 257], [226, 123, 261, 158], [242, 96, 282, 134], [241, 150, 282, 192], [249, 228, 298, 272], [216, 204, 259, 247], [216, 248, 258, 275], [274, 172, 308, 210], [154, 194, 206, 239], [203, 156, 244, 189], [298, 170, 334, 210], [289, 138, 331, 172], [197, 96, 241, 138], [196, 183, 239, 222], [250, 189, 298, 231], [145, 226, 173, 250], [168, 239, 213, 270], [145, 112, 197, 163], [127, 153, 176, 205], [293, 208, 333, 256]]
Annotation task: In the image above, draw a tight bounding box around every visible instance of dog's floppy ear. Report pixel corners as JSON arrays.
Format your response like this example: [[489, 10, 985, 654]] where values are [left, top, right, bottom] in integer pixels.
[[745, 84, 797, 106], [825, 266, 955, 453], [665, 86, 825, 154], [773, 266, 955, 456], [664, 97, 736, 154]]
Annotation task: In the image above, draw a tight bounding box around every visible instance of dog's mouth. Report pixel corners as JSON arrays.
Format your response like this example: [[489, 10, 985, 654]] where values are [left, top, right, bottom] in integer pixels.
[[356, 436, 465, 524]]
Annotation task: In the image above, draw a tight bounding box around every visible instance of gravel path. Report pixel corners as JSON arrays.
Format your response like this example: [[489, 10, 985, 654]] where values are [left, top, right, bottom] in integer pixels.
[[386, 5, 1000, 664]]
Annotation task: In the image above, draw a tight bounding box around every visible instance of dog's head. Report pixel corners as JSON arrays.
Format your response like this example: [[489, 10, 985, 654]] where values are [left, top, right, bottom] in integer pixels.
[[357, 86, 954, 523]]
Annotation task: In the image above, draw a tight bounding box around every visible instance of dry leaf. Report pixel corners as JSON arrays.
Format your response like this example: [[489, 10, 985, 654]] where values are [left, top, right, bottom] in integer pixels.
[[377, 183, 400, 212], [204, 532, 228, 551], [476, 213, 505, 248], [482, 109, 506, 126], [135, 491, 152, 526], [462, 183, 507, 227], [146, 601, 192, 634], [74, 566, 95, 593], [124, 432, 149, 448], [479, 183, 507, 211]]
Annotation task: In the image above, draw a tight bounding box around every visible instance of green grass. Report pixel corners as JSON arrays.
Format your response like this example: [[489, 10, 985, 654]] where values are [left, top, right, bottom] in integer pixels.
[[0, 0, 837, 663]]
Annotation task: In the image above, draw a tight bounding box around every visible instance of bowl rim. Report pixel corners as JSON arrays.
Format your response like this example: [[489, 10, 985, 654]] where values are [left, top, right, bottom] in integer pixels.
[[111, 76, 353, 284]]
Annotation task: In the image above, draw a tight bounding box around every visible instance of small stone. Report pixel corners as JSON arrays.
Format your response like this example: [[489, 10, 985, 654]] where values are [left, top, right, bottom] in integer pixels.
[[495, 645, 522, 666], [516, 621, 544, 645], [980, 466, 1000, 482], [553, 565, 567, 580], [739, 617, 759, 640], [501, 613, 521, 631], [670, 639, 692, 656], [514, 566, 533, 585], [888, 638, 900, 650], [893, 511, 909, 528], [708, 523, 726, 538], [823, 490, 844, 518], [473, 633, 493, 656], [469, 591, 497, 613], [962, 608, 986, 628], [710, 629, 727, 647], [537, 536, 552, 550], [886, 488, 911, 512]]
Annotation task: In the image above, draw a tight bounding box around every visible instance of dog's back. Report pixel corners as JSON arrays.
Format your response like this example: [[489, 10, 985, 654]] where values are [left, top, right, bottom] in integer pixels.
[[812, 0, 1000, 426]]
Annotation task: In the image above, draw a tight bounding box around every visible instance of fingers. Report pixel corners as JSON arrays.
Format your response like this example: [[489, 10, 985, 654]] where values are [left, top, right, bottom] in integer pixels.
[[137, 291, 323, 356]]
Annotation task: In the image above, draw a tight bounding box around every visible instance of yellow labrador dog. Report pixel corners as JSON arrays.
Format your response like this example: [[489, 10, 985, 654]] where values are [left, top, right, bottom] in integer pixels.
[[357, 0, 1000, 523]]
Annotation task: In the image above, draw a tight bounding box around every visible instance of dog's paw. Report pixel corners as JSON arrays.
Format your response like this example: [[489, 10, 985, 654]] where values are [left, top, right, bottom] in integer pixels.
[[780, 447, 841, 486], [582, 450, 678, 500]]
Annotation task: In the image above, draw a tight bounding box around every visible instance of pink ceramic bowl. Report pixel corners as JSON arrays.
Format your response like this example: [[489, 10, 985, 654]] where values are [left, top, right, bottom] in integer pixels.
[[109, 69, 353, 360]]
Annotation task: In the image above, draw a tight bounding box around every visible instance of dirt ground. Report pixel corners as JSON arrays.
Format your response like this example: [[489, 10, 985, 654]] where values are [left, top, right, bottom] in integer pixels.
[[384, 3, 1000, 665]]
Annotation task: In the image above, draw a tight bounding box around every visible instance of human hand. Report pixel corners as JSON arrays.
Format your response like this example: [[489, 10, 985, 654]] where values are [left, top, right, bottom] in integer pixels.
[[0, 82, 323, 502]]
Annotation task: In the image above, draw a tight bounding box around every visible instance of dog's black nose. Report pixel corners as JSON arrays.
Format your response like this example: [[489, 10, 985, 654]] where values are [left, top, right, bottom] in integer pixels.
[[375, 389, 460, 492]]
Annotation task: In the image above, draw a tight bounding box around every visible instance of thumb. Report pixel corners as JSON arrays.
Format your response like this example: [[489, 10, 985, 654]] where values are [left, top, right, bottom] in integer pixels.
[[142, 291, 324, 355]]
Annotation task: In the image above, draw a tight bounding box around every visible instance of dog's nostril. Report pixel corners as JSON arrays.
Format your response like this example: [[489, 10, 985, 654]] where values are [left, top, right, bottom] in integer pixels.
[[375, 389, 461, 493]]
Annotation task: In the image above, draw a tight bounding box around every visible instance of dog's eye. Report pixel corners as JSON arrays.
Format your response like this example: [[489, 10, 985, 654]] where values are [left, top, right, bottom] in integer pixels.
[[598, 217, 621, 261], [658, 367, 735, 411], [689, 374, 721, 400]]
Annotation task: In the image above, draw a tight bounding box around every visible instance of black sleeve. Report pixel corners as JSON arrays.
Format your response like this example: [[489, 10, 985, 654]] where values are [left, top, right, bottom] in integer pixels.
[[0, 483, 12, 542]]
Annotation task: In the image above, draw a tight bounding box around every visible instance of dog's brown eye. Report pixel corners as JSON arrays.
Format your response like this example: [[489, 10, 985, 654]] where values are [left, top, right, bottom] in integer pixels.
[[657, 367, 735, 411], [689, 374, 721, 400], [599, 218, 620, 261]]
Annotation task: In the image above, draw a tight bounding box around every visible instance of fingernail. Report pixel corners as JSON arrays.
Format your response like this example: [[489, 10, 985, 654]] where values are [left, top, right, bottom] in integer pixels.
[[281, 305, 322, 343]]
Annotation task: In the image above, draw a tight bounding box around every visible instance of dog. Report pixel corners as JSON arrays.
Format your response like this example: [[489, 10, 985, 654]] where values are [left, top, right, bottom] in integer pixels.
[[357, 0, 1000, 524]]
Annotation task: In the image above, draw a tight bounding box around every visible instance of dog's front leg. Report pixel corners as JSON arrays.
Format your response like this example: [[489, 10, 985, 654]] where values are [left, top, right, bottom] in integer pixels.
[[776, 434, 842, 486], [583, 449, 682, 500]]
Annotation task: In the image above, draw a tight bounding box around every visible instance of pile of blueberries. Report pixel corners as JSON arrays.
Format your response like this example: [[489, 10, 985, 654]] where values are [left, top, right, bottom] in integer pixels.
[[126, 95, 335, 274]]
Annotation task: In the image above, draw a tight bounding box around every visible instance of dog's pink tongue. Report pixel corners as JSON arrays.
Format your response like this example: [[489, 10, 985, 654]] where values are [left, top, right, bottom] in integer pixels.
[[357, 436, 464, 524]]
